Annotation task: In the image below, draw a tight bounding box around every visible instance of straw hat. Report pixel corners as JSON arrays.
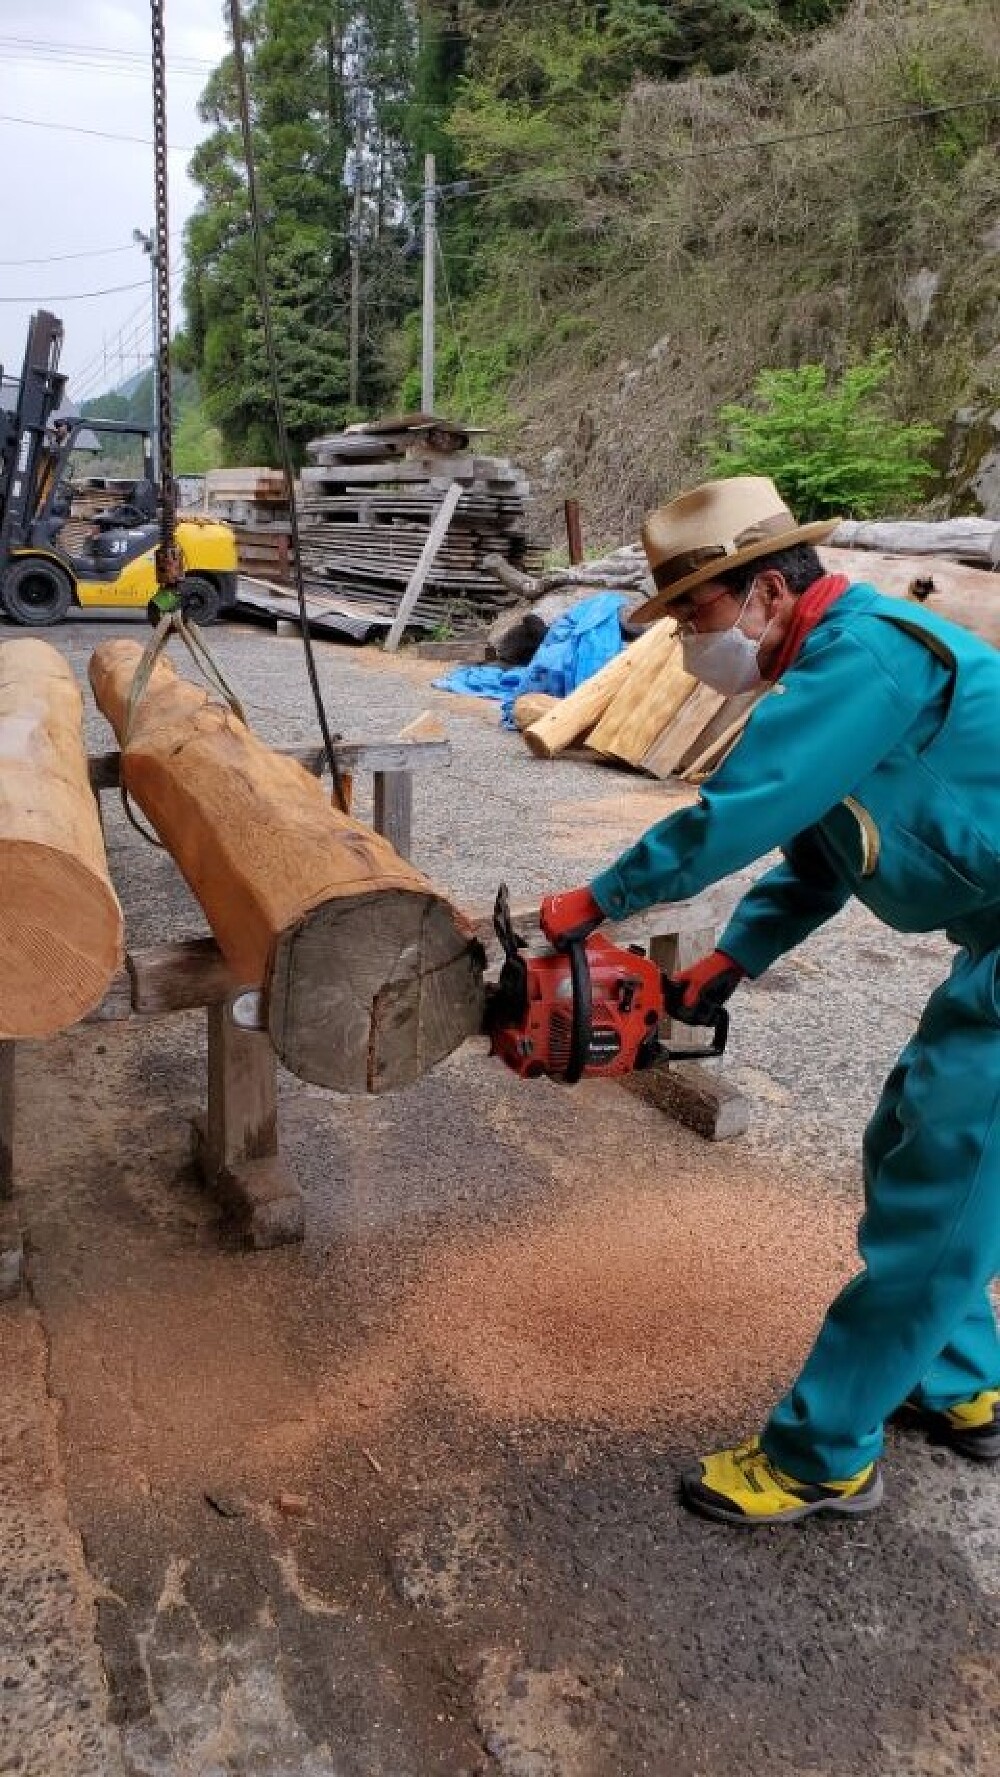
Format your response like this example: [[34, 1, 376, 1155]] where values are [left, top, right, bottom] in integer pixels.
[[633, 476, 840, 625]]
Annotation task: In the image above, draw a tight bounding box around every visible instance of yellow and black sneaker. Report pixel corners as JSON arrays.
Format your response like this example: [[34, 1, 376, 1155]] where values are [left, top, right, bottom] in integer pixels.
[[681, 1437, 884, 1526], [899, 1390, 1000, 1462]]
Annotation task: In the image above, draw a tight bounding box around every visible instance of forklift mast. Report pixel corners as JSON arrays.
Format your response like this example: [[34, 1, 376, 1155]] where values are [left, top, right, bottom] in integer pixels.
[[0, 311, 67, 566]]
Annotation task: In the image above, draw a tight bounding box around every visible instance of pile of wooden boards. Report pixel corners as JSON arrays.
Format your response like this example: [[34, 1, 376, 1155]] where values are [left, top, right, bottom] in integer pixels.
[[203, 467, 295, 585], [294, 417, 543, 632], [516, 619, 761, 782]]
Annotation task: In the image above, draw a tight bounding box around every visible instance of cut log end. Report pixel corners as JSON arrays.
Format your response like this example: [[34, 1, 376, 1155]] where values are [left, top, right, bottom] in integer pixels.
[[0, 846, 123, 1037], [266, 888, 485, 1093]]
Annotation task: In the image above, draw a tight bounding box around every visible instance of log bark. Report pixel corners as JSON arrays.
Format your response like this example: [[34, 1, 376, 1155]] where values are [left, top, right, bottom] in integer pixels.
[[0, 640, 123, 1037], [88, 640, 483, 1093], [830, 518, 1000, 566], [523, 618, 677, 759]]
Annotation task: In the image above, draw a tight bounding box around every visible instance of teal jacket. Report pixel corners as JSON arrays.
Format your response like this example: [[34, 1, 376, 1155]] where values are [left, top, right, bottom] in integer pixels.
[[590, 583, 1000, 975]]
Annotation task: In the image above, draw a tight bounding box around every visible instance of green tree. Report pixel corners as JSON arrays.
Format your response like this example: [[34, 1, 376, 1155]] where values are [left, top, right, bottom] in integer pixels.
[[709, 356, 942, 519]]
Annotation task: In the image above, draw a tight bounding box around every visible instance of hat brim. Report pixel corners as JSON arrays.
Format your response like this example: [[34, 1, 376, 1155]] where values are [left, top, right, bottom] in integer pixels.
[[631, 518, 842, 626]]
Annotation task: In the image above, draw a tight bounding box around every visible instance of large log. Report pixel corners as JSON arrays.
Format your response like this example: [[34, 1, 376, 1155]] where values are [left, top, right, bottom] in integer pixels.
[[0, 640, 123, 1037], [830, 518, 1000, 566], [88, 640, 483, 1093]]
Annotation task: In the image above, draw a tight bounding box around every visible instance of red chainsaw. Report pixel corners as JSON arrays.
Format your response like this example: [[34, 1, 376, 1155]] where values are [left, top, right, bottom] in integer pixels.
[[485, 884, 728, 1085]]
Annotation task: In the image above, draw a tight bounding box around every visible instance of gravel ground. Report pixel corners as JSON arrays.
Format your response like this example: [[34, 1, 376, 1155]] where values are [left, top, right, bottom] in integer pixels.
[[2, 613, 999, 1777]]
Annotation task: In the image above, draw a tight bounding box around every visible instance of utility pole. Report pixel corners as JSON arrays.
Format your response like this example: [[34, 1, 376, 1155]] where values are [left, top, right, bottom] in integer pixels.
[[348, 105, 364, 411], [133, 227, 160, 482], [421, 152, 436, 414]]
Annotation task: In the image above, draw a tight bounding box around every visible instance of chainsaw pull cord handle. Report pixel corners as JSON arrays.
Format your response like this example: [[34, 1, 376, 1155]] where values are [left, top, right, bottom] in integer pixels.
[[563, 935, 593, 1086]]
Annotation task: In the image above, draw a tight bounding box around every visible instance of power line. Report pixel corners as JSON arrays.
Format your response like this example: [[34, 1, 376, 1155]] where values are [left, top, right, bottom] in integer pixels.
[[0, 34, 215, 73], [441, 92, 1000, 203], [0, 280, 150, 304], [0, 231, 184, 269], [0, 114, 195, 151]]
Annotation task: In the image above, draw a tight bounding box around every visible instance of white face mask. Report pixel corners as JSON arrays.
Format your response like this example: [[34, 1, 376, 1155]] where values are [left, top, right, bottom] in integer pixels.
[[680, 585, 772, 695]]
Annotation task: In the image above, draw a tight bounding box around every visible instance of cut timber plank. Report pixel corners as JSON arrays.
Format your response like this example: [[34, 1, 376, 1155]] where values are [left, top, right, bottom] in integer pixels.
[[677, 691, 764, 781], [89, 641, 484, 1093], [385, 480, 465, 652], [0, 640, 123, 1036], [523, 618, 677, 760], [640, 683, 728, 780], [586, 639, 696, 765]]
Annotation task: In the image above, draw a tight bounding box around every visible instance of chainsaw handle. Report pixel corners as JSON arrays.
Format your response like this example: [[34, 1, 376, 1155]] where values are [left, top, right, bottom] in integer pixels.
[[564, 935, 593, 1085], [660, 1004, 729, 1063]]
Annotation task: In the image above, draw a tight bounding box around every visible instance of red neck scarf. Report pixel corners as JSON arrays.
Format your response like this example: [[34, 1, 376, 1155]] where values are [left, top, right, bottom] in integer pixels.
[[767, 574, 850, 681]]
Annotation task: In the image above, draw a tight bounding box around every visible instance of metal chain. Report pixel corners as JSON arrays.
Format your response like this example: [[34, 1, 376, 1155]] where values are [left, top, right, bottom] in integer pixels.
[[150, 0, 181, 587]]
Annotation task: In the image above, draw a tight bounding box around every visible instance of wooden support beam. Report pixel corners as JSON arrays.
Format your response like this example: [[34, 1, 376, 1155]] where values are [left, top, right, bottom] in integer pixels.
[[193, 1002, 304, 1249], [373, 772, 413, 860], [87, 735, 451, 794]]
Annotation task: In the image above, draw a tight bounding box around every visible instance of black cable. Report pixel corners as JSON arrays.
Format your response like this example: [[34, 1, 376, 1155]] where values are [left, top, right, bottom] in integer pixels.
[[226, 0, 349, 813]]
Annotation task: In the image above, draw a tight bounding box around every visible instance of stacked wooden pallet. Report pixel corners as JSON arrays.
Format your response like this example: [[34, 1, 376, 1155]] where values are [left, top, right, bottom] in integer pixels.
[[517, 619, 762, 783], [295, 420, 543, 631], [203, 467, 294, 585]]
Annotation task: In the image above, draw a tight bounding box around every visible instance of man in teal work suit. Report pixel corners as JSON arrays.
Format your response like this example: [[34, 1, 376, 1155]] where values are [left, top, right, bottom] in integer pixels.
[[540, 474, 1000, 1527]]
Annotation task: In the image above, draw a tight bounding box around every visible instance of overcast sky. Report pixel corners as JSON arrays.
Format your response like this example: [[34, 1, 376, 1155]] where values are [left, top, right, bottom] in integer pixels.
[[0, 1, 228, 404]]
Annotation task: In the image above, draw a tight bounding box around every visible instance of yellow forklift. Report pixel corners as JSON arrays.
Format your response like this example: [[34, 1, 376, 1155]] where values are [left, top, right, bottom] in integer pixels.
[[0, 310, 237, 626]]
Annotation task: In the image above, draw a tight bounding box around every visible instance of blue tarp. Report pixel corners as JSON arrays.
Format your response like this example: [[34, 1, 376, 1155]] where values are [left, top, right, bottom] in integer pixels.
[[433, 592, 628, 728]]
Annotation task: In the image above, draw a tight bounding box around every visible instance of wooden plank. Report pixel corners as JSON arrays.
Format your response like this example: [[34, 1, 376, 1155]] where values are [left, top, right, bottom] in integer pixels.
[[385, 481, 467, 652], [299, 458, 474, 486], [89, 736, 451, 792], [672, 691, 760, 776], [640, 683, 728, 780], [128, 937, 237, 1015], [680, 697, 762, 782]]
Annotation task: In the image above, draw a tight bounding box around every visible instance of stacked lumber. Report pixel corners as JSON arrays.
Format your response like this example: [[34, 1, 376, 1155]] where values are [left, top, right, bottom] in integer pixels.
[[88, 641, 484, 1093], [518, 619, 762, 783], [0, 640, 123, 1036], [295, 418, 543, 632], [203, 467, 294, 586]]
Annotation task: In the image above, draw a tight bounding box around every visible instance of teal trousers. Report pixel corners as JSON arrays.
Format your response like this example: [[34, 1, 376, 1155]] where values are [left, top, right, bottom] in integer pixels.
[[761, 945, 1000, 1483]]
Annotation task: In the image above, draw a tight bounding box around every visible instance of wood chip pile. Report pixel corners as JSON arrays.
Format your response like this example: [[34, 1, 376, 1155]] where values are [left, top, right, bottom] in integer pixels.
[[296, 417, 544, 631], [203, 467, 295, 585], [517, 619, 762, 784]]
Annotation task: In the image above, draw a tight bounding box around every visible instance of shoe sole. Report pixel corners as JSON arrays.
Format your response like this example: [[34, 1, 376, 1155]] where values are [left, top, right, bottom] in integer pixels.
[[681, 1469, 884, 1527], [895, 1404, 1000, 1462]]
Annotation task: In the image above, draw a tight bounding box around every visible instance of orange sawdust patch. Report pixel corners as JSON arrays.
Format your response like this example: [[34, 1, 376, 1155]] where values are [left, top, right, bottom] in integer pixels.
[[329, 1176, 857, 1434]]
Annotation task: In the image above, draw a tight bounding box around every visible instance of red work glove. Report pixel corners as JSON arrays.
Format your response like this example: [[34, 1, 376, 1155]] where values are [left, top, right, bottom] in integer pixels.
[[539, 885, 605, 947], [669, 949, 746, 1025]]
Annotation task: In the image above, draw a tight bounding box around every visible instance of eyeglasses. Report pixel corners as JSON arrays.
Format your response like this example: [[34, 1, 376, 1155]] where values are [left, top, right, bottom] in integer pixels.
[[670, 586, 731, 637]]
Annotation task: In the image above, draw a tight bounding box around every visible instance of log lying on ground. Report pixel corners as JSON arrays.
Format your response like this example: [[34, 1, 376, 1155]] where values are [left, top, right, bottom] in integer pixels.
[[89, 640, 483, 1093], [830, 518, 1000, 566], [0, 640, 123, 1037], [522, 617, 677, 759]]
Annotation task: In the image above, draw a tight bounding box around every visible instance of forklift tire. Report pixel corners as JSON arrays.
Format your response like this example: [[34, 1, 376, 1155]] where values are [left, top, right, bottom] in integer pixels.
[[178, 574, 222, 626], [1, 558, 74, 627]]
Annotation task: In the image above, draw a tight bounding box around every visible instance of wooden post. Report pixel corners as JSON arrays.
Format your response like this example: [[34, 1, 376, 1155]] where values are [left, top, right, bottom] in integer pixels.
[[564, 498, 584, 565], [373, 771, 413, 860], [194, 1001, 304, 1248]]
